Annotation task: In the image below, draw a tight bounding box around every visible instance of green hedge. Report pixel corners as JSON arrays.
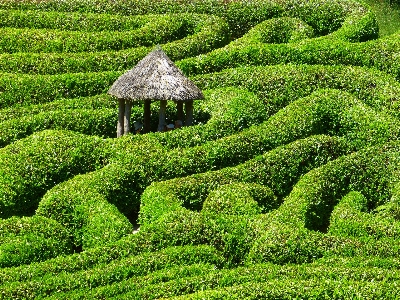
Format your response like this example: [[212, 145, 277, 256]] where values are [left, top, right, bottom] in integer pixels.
[[113, 261, 400, 299], [0, 14, 195, 53], [202, 183, 276, 216], [170, 277, 400, 299], [1, 245, 223, 299], [0, 94, 116, 123], [139, 88, 400, 225], [0, 108, 118, 146], [48, 260, 400, 299], [273, 141, 400, 233], [190, 65, 400, 118], [0, 9, 152, 31], [48, 264, 218, 300], [328, 191, 400, 239], [0, 0, 369, 38], [233, 17, 315, 45], [0, 14, 229, 74], [36, 86, 400, 248], [0, 130, 109, 218], [0, 71, 119, 108], [0, 216, 72, 268], [2, 64, 399, 113]]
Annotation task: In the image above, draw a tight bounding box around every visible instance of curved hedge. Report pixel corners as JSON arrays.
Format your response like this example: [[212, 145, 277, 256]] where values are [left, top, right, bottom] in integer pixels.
[[0, 130, 109, 218], [1, 0, 400, 298], [0, 9, 153, 31], [1, 245, 223, 299], [0, 14, 229, 74], [0, 14, 197, 53], [0, 216, 72, 268], [328, 191, 400, 239]]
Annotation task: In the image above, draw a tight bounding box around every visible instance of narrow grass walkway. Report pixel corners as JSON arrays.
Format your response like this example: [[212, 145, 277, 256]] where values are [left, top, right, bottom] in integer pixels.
[[362, 0, 400, 36]]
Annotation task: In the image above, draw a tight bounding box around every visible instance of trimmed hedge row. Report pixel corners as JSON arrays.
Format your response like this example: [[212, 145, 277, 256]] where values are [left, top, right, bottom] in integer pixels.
[[0, 216, 72, 268], [178, 32, 400, 81], [2, 63, 398, 116], [0, 108, 118, 146], [0, 94, 116, 123], [170, 277, 400, 299], [0, 9, 153, 31], [273, 141, 400, 233], [43, 258, 400, 299], [328, 191, 400, 239], [0, 232, 153, 285], [45, 262, 400, 299], [36, 86, 400, 248], [202, 183, 276, 216], [233, 17, 315, 46], [0, 0, 368, 38], [0, 14, 229, 74], [0, 130, 110, 218], [190, 65, 400, 118], [138, 88, 400, 225], [0, 71, 119, 108], [49, 263, 218, 300], [1, 245, 223, 299], [112, 262, 400, 299], [0, 14, 210, 54]]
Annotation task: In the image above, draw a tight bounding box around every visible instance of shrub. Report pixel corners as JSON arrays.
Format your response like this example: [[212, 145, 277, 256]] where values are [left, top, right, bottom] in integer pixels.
[[1, 245, 223, 299], [0, 130, 109, 218], [274, 141, 400, 232], [328, 191, 400, 239], [0, 14, 199, 53], [0, 216, 72, 268], [0, 9, 152, 31], [139, 87, 400, 225], [0, 71, 119, 108], [0, 14, 229, 74], [202, 183, 275, 216], [246, 223, 326, 265]]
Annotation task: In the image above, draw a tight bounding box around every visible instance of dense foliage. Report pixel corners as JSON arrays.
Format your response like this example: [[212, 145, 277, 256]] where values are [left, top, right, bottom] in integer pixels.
[[0, 0, 400, 298]]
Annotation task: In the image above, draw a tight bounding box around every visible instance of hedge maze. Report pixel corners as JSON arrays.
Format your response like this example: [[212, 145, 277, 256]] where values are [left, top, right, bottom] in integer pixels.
[[1, 0, 400, 298]]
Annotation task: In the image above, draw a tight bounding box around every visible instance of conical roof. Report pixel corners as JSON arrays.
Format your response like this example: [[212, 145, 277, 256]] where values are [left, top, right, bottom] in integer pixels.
[[108, 47, 204, 102]]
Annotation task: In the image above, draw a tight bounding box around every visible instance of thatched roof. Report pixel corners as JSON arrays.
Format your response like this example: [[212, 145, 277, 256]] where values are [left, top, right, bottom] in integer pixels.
[[108, 47, 204, 102]]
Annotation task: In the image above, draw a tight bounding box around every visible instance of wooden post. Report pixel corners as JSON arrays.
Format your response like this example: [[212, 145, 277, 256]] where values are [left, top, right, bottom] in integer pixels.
[[158, 100, 167, 132], [117, 99, 125, 138], [185, 100, 193, 126], [123, 101, 132, 135], [143, 101, 151, 133], [176, 101, 184, 122]]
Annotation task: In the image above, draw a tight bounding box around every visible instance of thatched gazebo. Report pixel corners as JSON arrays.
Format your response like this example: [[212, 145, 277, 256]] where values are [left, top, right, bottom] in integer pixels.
[[108, 47, 204, 137]]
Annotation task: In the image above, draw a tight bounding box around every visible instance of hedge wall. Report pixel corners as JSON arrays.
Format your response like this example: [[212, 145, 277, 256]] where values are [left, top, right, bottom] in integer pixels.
[[0, 130, 109, 218], [0, 0, 399, 298], [0, 216, 72, 268]]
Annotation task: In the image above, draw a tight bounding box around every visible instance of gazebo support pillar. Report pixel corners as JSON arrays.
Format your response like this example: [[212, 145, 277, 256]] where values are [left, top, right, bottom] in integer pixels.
[[158, 100, 167, 132], [117, 98, 125, 138], [124, 101, 132, 135], [176, 101, 184, 122], [143, 100, 151, 133], [185, 100, 193, 126]]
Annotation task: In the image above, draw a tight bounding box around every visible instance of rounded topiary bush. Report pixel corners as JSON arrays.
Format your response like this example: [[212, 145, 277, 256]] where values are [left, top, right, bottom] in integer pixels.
[[202, 183, 277, 215], [246, 223, 325, 265]]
